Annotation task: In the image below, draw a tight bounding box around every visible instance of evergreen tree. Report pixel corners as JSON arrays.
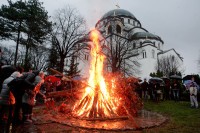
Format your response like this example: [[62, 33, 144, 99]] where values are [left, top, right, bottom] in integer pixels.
[[48, 41, 60, 70], [0, 0, 27, 66], [66, 54, 80, 76], [0, 0, 52, 69], [21, 0, 52, 70]]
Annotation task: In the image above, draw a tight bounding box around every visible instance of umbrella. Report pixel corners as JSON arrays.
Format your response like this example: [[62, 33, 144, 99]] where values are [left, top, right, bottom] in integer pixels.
[[184, 80, 200, 90], [161, 76, 170, 81], [45, 75, 60, 83], [161, 76, 169, 80], [183, 75, 200, 85], [170, 75, 182, 80], [149, 77, 164, 83]]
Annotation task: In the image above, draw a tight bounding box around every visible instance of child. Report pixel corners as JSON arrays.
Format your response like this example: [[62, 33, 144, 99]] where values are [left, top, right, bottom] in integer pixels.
[[189, 82, 198, 108]]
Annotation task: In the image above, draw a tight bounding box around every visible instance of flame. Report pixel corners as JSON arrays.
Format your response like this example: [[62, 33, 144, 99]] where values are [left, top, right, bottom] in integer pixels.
[[73, 29, 118, 118]]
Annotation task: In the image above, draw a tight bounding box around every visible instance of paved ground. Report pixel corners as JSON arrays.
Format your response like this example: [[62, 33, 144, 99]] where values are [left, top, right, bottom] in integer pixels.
[[11, 122, 143, 133], [3, 101, 167, 133]]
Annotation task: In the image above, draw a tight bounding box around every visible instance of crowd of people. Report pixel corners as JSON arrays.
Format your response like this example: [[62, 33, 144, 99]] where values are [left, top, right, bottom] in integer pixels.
[[0, 64, 199, 132], [0, 64, 80, 132], [0, 65, 46, 132], [136, 77, 199, 108]]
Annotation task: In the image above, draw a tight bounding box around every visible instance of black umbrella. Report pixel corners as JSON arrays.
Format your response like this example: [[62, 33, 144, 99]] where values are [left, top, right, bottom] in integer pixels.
[[149, 77, 165, 86], [149, 77, 163, 83], [170, 75, 182, 80]]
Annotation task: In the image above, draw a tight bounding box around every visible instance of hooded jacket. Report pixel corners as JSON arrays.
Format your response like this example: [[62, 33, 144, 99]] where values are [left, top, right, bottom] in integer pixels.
[[0, 71, 22, 105]]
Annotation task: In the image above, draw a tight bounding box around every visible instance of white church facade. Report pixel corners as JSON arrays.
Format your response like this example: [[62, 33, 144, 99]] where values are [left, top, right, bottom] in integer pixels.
[[78, 9, 183, 79]]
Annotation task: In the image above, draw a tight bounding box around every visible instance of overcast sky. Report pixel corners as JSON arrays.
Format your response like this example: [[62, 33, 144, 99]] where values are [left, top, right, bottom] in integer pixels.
[[0, 0, 199, 75]]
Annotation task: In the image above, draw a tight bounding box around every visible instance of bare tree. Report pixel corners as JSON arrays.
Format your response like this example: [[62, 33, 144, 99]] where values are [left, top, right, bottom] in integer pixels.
[[51, 5, 87, 72], [101, 33, 140, 76], [30, 46, 49, 71], [156, 55, 183, 77]]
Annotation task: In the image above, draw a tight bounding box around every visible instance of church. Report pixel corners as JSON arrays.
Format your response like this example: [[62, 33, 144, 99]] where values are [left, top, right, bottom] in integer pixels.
[[78, 9, 183, 79]]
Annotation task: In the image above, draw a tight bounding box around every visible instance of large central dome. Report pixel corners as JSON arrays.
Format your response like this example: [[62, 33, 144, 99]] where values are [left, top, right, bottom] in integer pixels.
[[101, 9, 136, 19]]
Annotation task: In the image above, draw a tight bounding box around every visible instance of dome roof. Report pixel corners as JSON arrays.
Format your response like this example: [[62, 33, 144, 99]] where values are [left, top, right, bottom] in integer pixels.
[[101, 9, 136, 19], [131, 32, 163, 42]]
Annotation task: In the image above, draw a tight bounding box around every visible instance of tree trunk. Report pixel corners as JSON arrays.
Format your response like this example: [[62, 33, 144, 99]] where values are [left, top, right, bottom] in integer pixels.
[[14, 22, 21, 66], [59, 55, 65, 73], [24, 45, 30, 71]]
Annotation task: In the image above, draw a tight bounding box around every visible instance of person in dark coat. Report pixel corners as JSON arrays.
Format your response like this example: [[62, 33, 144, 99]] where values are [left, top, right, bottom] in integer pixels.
[[0, 70, 23, 132], [171, 80, 180, 102], [22, 71, 46, 123], [164, 80, 171, 100], [141, 78, 149, 101], [10, 70, 39, 124]]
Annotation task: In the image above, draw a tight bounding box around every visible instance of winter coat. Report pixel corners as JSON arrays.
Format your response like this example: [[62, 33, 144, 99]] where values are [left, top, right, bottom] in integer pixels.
[[189, 86, 197, 96], [22, 75, 45, 106], [9, 72, 36, 100], [141, 81, 149, 91], [0, 71, 22, 105]]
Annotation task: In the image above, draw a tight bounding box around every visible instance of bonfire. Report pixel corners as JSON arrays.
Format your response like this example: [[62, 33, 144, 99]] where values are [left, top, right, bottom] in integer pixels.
[[72, 29, 143, 120]]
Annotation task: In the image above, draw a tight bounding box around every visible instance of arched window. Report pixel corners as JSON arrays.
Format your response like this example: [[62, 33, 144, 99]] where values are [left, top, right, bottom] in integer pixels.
[[142, 50, 147, 58], [121, 18, 124, 23], [133, 43, 136, 49], [116, 25, 121, 34], [108, 25, 112, 34], [172, 55, 175, 62], [152, 49, 155, 58]]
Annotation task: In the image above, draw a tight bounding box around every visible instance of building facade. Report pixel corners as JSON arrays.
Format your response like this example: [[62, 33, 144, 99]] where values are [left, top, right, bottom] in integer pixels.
[[78, 9, 183, 79]]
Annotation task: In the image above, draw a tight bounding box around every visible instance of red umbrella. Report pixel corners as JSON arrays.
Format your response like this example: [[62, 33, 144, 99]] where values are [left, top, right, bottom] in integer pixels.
[[45, 75, 60, 83]]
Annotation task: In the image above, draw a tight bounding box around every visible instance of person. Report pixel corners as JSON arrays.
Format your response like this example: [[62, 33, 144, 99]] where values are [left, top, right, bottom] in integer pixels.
[[189, 82, 198, 108], [191, 76, 199, 91], [0, 68, 23, 132], [148, 81, 154, 100], [164, 80, 171, 100], [171, 80, 180, 102], [154, 82, 161, 102], [141, 78, 149, 101], [10, 70, 38, 124], [134, 81, 142, 99], [22, 71, 46, 123]]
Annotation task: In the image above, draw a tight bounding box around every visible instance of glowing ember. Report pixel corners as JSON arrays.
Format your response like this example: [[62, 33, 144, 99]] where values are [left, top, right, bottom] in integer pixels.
[[73, 29, 119, 119]]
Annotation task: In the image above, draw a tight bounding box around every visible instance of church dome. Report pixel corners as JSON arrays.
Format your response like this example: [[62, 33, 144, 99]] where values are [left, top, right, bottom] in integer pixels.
[[101, 9, 136, 19], [132, 32, 157, 39]]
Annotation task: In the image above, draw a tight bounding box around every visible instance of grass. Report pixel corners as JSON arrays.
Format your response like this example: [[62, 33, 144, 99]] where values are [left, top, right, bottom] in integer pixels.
[[143, 100, 200, 133]]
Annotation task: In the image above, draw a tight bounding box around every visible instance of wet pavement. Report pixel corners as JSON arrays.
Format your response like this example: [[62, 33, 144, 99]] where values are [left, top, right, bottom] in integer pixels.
[[3, 106, 167, 133]]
